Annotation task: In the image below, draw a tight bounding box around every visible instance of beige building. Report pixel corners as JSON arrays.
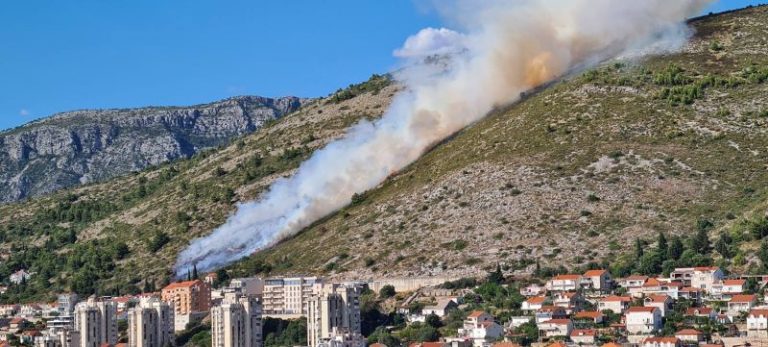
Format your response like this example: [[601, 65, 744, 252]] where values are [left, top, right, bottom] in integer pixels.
[[263, 277, 323, 318], [34, 329, 79, 347], [211, 292, 263, 347], [306, 283, 363, 347], [162, 280, 211, 331], [74, 297, 118, 347], [127, 297, 174, 347]]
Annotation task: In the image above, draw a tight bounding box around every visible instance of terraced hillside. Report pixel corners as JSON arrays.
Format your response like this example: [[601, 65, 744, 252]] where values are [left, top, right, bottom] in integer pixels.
[[236, 6, 768, 280]]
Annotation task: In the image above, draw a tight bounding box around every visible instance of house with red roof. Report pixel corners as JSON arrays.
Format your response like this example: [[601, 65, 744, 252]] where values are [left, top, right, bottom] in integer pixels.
[[727, 294, 757, 316], [685, 307, 716, 320], [643, 294, 674, 317], [553, 292, 582, 312], [670, 267, 724, 292], [675, 328, 704, 342], [535, 306, 567, 324], [747, 308, 768, 337], [522, 296, 548, 311], [573, 311, 604, 324], [618, 275, 648, 296], [459, 311, 503, 347], [583, 269, 612, 292], [569, 329, 596, 345], [641, 336, 680, 347], [710, 279, 746, 299], [641, 278, 683, 299], [547, 275, 581, 292], [625, 306, 662, 334]]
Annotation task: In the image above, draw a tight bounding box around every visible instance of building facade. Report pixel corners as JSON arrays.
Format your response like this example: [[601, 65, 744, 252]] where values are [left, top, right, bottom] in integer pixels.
[[263, 277, 323, 318], [162, 280, 211, 331], [211, 293, 263, 347], [74, 297, 118, 347], [127, 297, 174, 347], [306, 283, 362, 347]]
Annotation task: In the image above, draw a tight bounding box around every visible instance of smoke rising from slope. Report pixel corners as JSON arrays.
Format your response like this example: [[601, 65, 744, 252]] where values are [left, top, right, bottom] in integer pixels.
[[175, 0, 711, 274]]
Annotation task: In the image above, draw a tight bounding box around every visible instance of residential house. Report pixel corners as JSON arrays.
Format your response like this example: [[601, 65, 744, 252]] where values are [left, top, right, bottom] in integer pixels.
[[597, 296, 632, 314], [423, 299, 459, 318], [747, 308, 768, 338], [535, 306, 567, 324], [508, 316, 533, 329], [727, 294, 757, 316], [547, 275, 581, 292], [522, 297, 548, 312], [678, 288, 702, 303], [675, 329, 703, 343], [203, 273, 218, 285], [618, 275, 648, 297], [569, 329, 596, 345], [643, 295, 673, 317], [553, 292, 581, 312], [641, 337, 679, 347], [460, 311, 503, 347], [641, 278, 683, 299], [625, 307, 662, 334], [710, 279, 746, 299], [520, 284, 546, 297], [537, 319, 572, 339], [573, 311, 604, 324], [9, 318, 28, 331], [583, 270, 612, 292], [685, 307, 715, 321]]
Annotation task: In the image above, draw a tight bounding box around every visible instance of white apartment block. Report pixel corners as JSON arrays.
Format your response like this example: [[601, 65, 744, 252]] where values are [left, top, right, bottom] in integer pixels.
[[670, 267, 724, 291], [263, 277, 323, 318], [546, 275, 581, 291], [747, 309, 768, 338], [625, 306, 662, 334], [74, 297, 118, 347], [127, 297, 174, 347], [57, 294, 79, 316], [307, 283, 363, 347], [211, 292, 263, 347]]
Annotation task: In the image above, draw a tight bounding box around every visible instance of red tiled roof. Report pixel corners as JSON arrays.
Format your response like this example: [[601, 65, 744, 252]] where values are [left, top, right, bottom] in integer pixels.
[[676, 329, 702, 335], [554, 274, 581, 281], [627, 306, 657, 313], [749, 309, 768, 317], [526, 296, 547, 304], [162, 279, 204, 290], [467, 310, 487, 318], [646, 295, 670, 302], [570, 329, 596, 337], [602, 343, 622, 347], [730, 294, 756, 303], [643, 278, 663, 287], [547, 342, 567, 347], [626, 275, 648, 281], [575, 311, 603, 319], [492, 343, 520, 347], [723, 279, 746, 285], [584, 269, 607, 276], [680, 287, 701, 292]]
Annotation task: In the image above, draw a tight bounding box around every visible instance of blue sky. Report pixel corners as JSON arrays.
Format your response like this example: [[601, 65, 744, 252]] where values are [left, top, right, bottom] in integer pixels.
[[0, 0, 761, 131]]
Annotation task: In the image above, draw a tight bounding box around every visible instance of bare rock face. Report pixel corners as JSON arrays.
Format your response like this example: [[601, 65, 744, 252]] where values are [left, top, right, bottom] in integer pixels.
[[0, 96, 305, 202]]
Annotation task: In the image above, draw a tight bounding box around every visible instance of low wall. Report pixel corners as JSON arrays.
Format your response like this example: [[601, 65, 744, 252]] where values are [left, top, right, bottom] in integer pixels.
[[366, 276, 463, 293]]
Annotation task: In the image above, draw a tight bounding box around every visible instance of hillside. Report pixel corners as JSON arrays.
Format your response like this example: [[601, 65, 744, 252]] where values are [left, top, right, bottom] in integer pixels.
[[0, 96, 304, 203], [233, 6, 768, 279], [0, 75, 393, 302], [1, 6, 768, 301]]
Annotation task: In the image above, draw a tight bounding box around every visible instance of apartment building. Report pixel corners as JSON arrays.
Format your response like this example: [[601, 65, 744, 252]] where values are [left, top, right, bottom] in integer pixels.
[[306, 283, 363, 347], [74, 297, 118, 347], [161, 279, 211, 331], [263, 277, 323, 318], [747, 308, 768, 338], [57, 294, 79, 316], [127, 297, 174, 347], [625, 306, 662, 334], [670, 267, 724, 291], [211, 292, 263, 347]]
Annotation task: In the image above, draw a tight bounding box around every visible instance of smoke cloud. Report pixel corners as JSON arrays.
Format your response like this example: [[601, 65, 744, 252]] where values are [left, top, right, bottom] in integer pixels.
[[175, 0, 712, 275]]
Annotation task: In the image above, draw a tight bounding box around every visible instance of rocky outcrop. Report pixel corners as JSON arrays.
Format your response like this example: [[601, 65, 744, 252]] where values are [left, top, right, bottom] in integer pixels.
[[0, 96, 305, 202]]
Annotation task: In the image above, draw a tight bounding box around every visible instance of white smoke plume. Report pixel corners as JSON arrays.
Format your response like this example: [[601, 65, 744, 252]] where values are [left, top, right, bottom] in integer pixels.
[[175, 0, 712, 275]]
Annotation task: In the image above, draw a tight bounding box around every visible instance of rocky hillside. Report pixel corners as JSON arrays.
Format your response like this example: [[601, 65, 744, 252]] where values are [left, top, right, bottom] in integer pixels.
[[237, 5, 768, 279], [1, 6, 768, 301], [0, 96, 304, 203]]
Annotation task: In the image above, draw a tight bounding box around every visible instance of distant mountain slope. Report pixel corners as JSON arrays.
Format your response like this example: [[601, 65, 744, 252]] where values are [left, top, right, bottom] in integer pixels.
[[0, 96, 304, 202]]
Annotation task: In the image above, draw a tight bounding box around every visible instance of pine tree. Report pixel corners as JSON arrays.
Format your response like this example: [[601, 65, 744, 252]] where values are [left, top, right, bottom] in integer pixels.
[[668, 236, 684, 260], [714, 233, 731, 258], [691, 227, 711, 253], [634, 238, 644, 259], [760, 240, 768, 271], [657, 232, 668, 261]]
